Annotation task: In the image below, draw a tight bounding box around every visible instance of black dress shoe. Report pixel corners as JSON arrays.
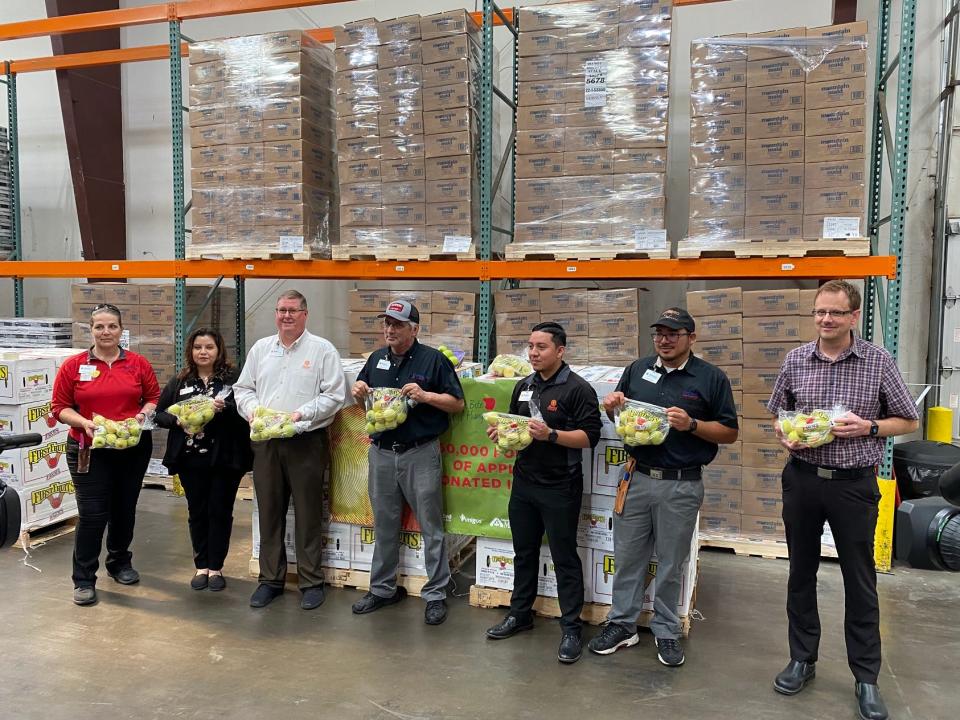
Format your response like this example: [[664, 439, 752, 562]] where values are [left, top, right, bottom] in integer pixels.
[[109, 567, 140, 585], [486, 614, 534, 640], [351, 586, 407, 614], [856, 682, 889, 720], [773, 660, 816, 695], [249, 583, 283, 608], [190, 573, 209, 590], [558, 633, 583, 664], [424, 599, 447, 625], [301, 586, 325, 610]]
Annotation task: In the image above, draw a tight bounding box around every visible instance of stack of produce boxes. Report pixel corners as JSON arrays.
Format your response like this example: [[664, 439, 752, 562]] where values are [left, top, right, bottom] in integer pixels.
[[188, 31, 338, 258], [334, 11, 490, 259], [682, 22, 868, 255], [512, 0, 671, 259]]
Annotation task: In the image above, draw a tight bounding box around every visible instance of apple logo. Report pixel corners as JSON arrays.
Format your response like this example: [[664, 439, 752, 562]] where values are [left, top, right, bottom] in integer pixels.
[[50, 494, 62, 509], [45, 413, 57, 428], [483, 397, 496, 411], [46, 453, 60, 469]]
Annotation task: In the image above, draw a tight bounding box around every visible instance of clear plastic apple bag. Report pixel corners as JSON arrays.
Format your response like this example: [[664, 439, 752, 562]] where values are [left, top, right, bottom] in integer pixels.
[[363, 387, 413, 435], [777, 404, 848, 448], [91, 414, 146, 450], [165, 387, 231, 435], [481, 398, 543, 452], [249, 406, 298, 442], [614, 399, 670, 447]]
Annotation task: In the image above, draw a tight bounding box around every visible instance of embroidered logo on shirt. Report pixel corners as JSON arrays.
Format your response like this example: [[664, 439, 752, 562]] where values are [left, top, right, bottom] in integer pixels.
[[547, 399, 558, 412], [302, 360, 311, 369]]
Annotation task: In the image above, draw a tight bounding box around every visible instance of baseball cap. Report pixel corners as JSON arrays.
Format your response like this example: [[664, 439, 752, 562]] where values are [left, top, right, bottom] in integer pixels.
[[378, 299, 420, 324], [651, 307, 695, 332]]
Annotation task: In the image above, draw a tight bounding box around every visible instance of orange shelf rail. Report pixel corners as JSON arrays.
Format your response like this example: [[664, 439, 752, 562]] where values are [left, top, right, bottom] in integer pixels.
[[0, 256, 896, 281]]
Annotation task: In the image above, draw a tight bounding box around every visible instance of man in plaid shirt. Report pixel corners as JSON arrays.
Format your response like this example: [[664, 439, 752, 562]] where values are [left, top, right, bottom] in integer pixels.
[[767, 280, 918, 720]]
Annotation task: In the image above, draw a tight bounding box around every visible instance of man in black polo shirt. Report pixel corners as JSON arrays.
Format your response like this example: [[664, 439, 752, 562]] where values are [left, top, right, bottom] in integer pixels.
[[588, 307, 738, 666], [350, 299, 465, 625], [485, 322, 601, 664]]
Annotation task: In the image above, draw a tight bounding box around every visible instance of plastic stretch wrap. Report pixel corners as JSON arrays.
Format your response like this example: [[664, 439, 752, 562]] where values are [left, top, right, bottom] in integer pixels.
[[513, 0, 672, 257], [188, 31, 338, 257], [685, 25, 869, 246]]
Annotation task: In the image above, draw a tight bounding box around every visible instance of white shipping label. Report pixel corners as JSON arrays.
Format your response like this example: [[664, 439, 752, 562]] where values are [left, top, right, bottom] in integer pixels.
[[634, 228, 667, 251], [821, 216, 861, 238], [120, 330, 131, 349], [584, 60, 608, 107], [279, 235, 305, 253], [442, 234, 471, 253]]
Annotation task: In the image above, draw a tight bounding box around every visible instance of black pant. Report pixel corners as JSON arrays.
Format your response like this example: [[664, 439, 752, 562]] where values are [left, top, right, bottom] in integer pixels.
[[781, 460, 881, 683], [508, 476, 584, 634], [178, 465, 245, 571], [66, 433, 152, 588]]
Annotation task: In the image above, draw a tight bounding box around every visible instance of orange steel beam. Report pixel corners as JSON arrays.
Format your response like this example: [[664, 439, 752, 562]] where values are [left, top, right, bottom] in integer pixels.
[[0, 256, 897, 281]]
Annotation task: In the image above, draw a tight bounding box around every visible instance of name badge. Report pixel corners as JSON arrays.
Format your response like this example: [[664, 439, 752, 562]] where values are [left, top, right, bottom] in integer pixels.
[[376, 358, 391, 370], [642, 368, 661, 384], [270, 345, 284, 357], [79, 364, 96, 381], [179, 387, 194, 396], [518, 390, 533, 402]]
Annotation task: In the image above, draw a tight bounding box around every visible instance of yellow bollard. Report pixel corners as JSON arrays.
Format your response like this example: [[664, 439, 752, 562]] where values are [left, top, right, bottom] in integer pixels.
[[926, 406, 954, 444]]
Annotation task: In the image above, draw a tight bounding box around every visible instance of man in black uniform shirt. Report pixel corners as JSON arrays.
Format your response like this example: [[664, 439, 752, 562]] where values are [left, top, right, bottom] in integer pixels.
[[589, 308, 738, 666], [484, 322, 601, 664], [351, 299, 464, 626]]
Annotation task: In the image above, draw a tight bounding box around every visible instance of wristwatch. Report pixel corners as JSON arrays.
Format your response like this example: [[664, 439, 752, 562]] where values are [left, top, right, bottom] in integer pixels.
[[689, 418, 698, 433], [548, 429, 559, 443], [869, 421, 880, 437]]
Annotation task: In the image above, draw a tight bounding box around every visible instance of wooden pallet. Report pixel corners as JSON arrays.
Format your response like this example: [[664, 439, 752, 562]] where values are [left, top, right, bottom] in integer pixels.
[[15, 516, 78, 550], [677, 238, 870, 259], [185, 246, 326, 261], [505, 247, 671, 261], [699, 533, 838, 560], [468, 585, 692, 636], [331, 245, 475, 261]]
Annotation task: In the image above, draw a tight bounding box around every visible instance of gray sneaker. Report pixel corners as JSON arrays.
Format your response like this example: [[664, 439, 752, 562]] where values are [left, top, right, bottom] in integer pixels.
[[588, 623, 639, 655], [73, 587, 97, 606], [655, 637, 685, 667]]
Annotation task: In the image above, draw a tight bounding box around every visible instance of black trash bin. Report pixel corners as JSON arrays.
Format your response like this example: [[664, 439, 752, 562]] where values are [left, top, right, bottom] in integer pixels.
[[892, 440, 960, 500]]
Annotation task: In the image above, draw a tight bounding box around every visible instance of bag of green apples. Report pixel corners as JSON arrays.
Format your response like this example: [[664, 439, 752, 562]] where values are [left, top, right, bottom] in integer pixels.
[[483, 412, 534, 451], [614, 400, 670, 446], [249, 406, 298, 442], [488, 354, 532, 379], [91, 414, 145, 449], [778, 405, 847, 447], [364, 387, 412, 435], [166, 386, 232, 435]]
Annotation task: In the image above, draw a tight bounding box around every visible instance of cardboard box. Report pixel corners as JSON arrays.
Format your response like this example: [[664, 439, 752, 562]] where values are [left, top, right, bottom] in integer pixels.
[[591, 438, 630, 496], [377, 15, 421, 43], [747, 82, 805, 114], [808, 21, 869, 51], [746, 110, 804, 140], [687, 216, 745, 241], [805, 103, 867, 137], [740, 392, 775, 419], [421, 8, 480, 39], [518, 29, 567, 56], [432, 291, 476, 314], [577, 494, 615, 551], [741, 366, 782, 393], [516, 199, 562, 224], [742, 315, 802, 343], [338, 159, 381, 184], [742, 289, 800, 316], [550, 313, 589, 336], [590, 537, 698, 612], [139, 305, 175, 326], [348, 312, 384, 334], [696, 314, 742, 341], [690, 167, 747, 195], [743, 341, 800, 367], [475, 537, 517, 590], [703, 465, 743, 491], [496, 334, 531, 356], [382, 203, 426, 226], [349, 333, 382, 356], [690, 86, 747, 117], [718, 364, 743, 390], [799, 288, 819, 313], [588, 336, 639, 360], [686, 288, 743, 316], [699, 511, 741, 535], [540, 289, 590, 314], [518, 54, 568, 83], [742, 490, 783, 517], [746, 188, 803, 215], [691, 60, 747, 90], [744, 215, 803, 239], [741, 514, 786, 540], [613, 147, 668, 173], [805, 131, 867, 163], [588, 288, 639, 314], [495, 288, 540, 312], [803, 213, 865, 239], [97, 283, 140, 305], [747, 56, 805, 87], [425, 155, 471, 181], [804, 160, 866, 189], [563, 151, 614, 176], [423, 81, 472, 112], [589, 313, 640, 338], [696, 339, 743, 365], [745, 137, 804, 166], [349, 289, 390, 313], [518, 79, 576, 107], [690, 114, 747, 144], [537, 545, 592, 600], [689, 140, 746, 168], [688, 191, 746, 218], [432, 313, 475, 337], [742, 466, 783, 493], [702, 487, 742, 513], [715, 440, 743, 466], [742, 442, 788, 469], [746, 163, 804, 191], [804, 185, 866, 215], [333, 18, 379, 47], [423, 58, 479, 88], [422, 33, 479, 65], [690, 33, 748, 66], [747, 27, 806, 61], [426, 177, 472, 202], [806, 77, 867, 111], [516, 129, 565, 155], [516, 153, 563, 179]]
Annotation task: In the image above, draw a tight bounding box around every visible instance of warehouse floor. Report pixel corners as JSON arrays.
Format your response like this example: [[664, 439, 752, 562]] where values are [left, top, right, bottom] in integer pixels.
[[2, 490, 958, 720]]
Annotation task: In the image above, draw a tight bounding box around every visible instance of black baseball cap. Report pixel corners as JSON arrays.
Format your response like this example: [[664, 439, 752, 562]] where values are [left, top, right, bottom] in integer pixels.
[[378, 299, 420, 324], [651, 307, 696, 332]]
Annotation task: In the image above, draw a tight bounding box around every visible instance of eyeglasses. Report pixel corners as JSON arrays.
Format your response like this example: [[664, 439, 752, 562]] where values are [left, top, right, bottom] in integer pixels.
[[651, 331, 689, 343], [811, 309, 853, 318], [93, 303, 120, 313], [382, 319, 411, 329], [275, 308, 306, 316]]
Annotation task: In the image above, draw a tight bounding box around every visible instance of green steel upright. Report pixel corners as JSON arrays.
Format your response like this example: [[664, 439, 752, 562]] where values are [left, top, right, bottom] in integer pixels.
[[5, 69, 23, 317], [170, 21, 186, 370]]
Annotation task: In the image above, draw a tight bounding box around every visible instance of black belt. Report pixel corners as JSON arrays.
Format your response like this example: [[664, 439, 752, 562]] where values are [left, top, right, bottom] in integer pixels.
[[789, 457, 875, 480], [633, 463, 702, 481], [372, 437, 435, 454]]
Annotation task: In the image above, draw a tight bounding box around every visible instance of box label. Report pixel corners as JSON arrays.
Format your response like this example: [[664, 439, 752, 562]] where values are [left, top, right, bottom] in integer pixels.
[[584, 59, 607, 107]]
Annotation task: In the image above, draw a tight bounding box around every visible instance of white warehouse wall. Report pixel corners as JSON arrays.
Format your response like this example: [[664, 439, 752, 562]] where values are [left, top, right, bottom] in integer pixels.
[[0, 0, 939, 378]]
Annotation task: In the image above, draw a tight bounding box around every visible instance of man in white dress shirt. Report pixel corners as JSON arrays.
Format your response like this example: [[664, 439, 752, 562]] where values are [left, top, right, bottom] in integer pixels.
[[234, 289, 346, 610]]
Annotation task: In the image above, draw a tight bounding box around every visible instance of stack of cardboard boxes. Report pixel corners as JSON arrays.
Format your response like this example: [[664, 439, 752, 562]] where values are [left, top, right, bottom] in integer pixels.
[[512, 0, 671, 258], [70, 283, 239, 387], [348, 288, 476, 358], [335, 11, 491, 258], [494, 287, 640, 366], [188, 31, 338, 257], [684, 22, 868, 252]]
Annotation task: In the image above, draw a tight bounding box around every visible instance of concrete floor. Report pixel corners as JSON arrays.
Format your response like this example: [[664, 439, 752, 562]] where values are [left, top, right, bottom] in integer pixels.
[[1, 491, 958, 720]]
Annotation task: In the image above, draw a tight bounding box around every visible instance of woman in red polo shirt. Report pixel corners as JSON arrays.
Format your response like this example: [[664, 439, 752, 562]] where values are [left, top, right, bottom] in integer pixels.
[[52, 303, 160, 607]]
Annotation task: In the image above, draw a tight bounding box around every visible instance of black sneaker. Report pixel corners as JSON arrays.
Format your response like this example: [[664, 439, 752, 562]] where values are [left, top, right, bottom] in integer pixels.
[[558, 633, 583, 664], [109, 567, 140, 585], [73, 587, 97, 606], [249, 583, 283, 608], [424, 599, 447, 625], [588, 623, 640, 655], [655, 637, 685, 667], [351, 586, 407, 614]]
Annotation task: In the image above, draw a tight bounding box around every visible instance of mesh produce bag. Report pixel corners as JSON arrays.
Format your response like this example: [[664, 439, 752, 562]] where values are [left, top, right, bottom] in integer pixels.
[[614, 399, 669, 446]]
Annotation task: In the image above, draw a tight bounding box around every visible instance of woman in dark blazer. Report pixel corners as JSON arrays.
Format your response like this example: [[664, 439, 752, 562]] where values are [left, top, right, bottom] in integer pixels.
[[155, 328, 253, 592]]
